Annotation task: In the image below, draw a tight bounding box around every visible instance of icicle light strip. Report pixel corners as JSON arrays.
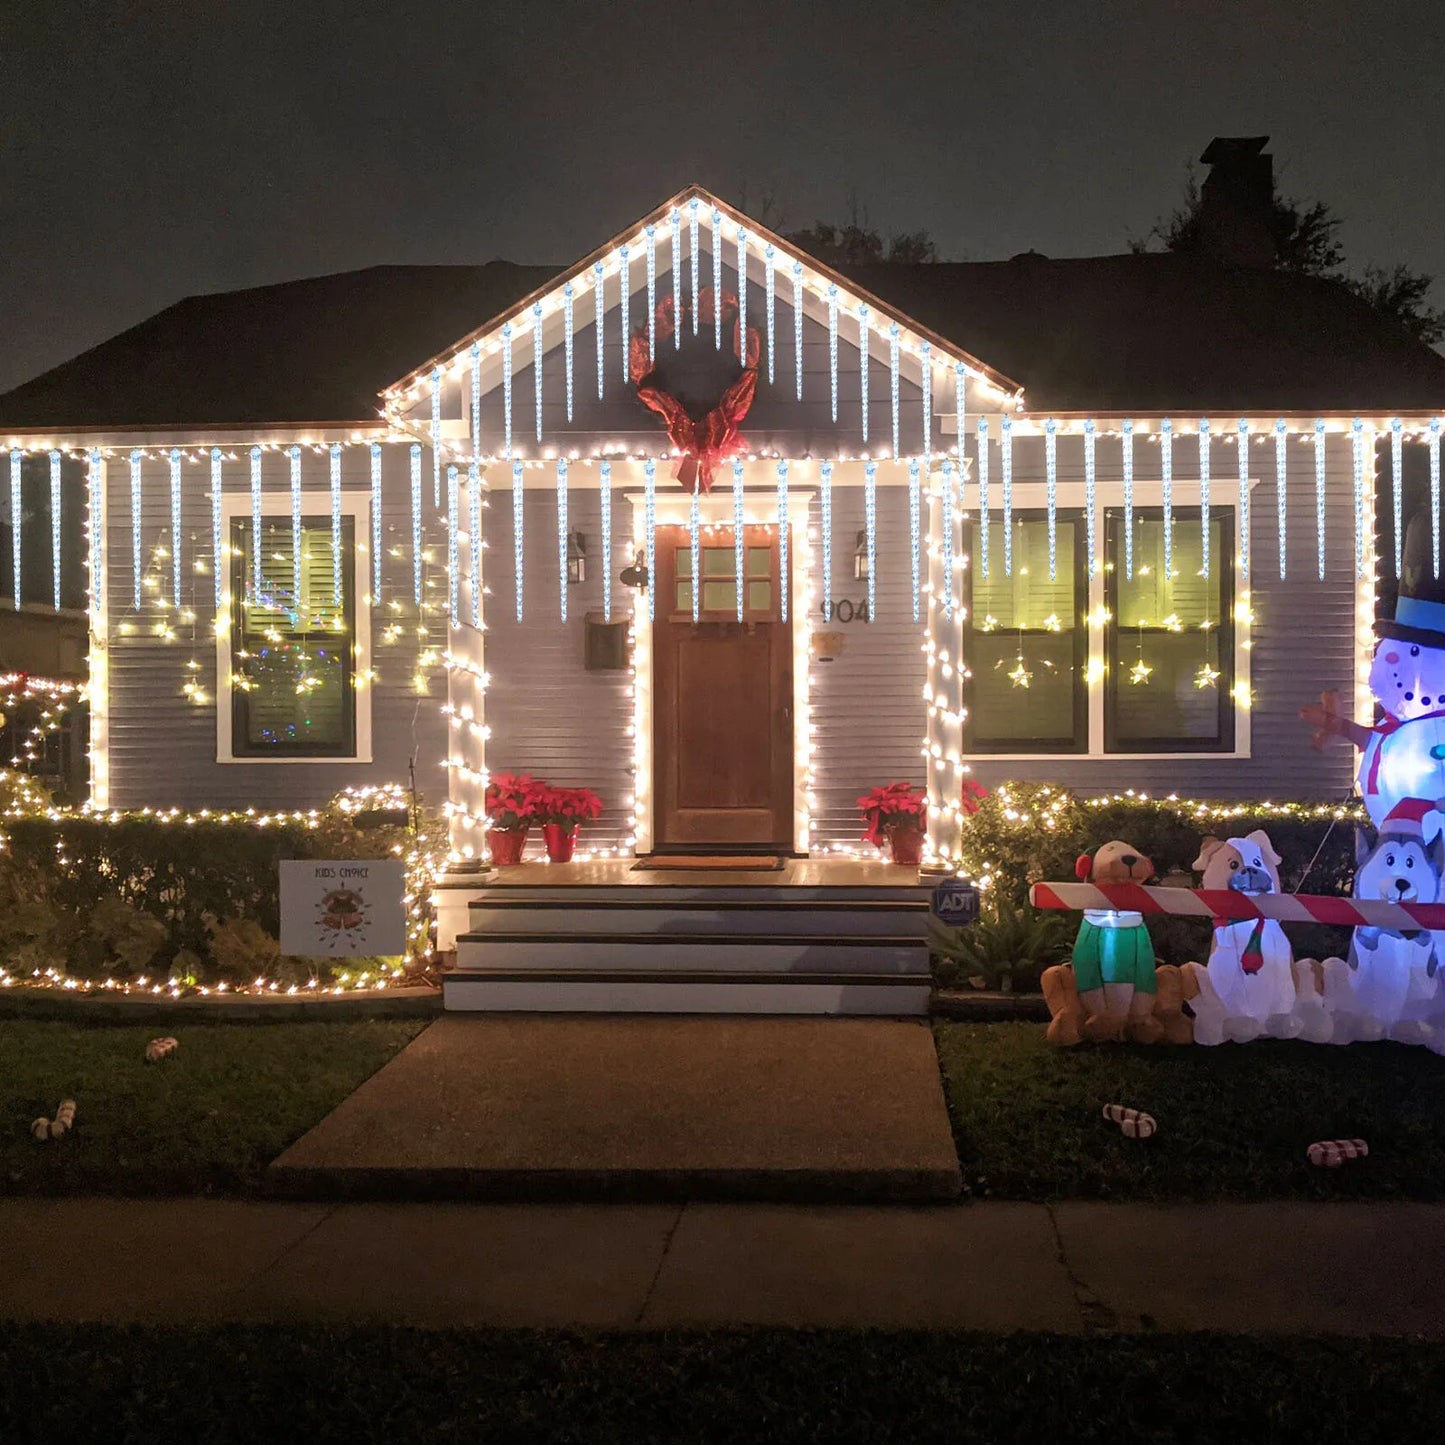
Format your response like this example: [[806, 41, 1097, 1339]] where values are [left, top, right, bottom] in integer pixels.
[[827, 284, 839, 422], [1083, 420, 1097, 580], [977, 418, 991, 580], [711, 209, 723, 349], [1122, 419, 1135, 581], [1314, 419, 1327, 582], [1160, 417, 1173, 585], [502, 323, 514, 459], [1391, 417, 1404, 579], [732, 458, 745, 623], [468, 462, 481, 628], [689, 487, 700, 624], [512, 460, 525, 622], [778, 459, 790, 623], [736, 228, 748, 359], [821, 460, 834, 618], [532, 302, 545, 443], [51, 450, 63, 611], [600, 460, 613, 622], [1237, 419, 1252, 581], [1001, 416, 1014, 577], [941, 457, 955, 621], [593, 263, 605, 401], [447, 463, 460, 627], [645, 224, 657, 362], [619, 246, 631, 380], [954, 364, 966, 476], [1431, 418, 1442, 579], [764, 244, 776, 384], [430, 368, 442, 507], [1198, 419, 1211, 582], [11, 450, 23, 611], [249, 446, 262, 599], [858, 304, 870, 443], [1351, 417, 1365, 580], [644, 460, 657, 622], [793, 262, 804, 400], [410, 443, 423, 605], [670, 208, 681, 349], [1044, 419, 1058, 582], [1274, 417, 1287, 581], [211, 448, 224, 611], [168, 448, 182, 607], [561, 289, 574, 423], [90, 449, 104, 614], [469, 342, 482, 459], [889, 322, 901, 459], [689, 199, 700, 332], [907, 457, 920, 623], [555, 459, 568, 624], [369, 443, 382, 605], [862, 459, 876, 622], [921, 342, 932, 463], [329, 444, 342, 604], [288, 444, 302, 608]]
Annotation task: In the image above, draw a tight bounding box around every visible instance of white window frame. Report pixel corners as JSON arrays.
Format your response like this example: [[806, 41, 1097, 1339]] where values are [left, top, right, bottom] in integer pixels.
[[969, 479, 1253, 761], [215, 489, 373, 764]]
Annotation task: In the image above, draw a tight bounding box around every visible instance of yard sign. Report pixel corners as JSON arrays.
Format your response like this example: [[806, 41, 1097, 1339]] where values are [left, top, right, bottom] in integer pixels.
[[279, 859, 407, 957]]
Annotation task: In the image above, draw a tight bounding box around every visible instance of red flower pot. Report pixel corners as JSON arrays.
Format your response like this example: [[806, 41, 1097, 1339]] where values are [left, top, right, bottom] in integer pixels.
[[543, 822, 578, 863], [888, 827, 924, 867], [488, 828, 528, 867]]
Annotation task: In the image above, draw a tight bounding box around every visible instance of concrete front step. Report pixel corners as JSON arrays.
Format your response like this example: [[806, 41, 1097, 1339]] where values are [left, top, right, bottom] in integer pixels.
[[467, 899, 926, 938], [453, 933, 925, 973], [471, 883, 934, 906]]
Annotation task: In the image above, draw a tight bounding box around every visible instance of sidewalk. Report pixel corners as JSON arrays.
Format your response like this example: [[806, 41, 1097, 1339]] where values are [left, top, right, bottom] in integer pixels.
[[2, 1197, 1442, 1335]]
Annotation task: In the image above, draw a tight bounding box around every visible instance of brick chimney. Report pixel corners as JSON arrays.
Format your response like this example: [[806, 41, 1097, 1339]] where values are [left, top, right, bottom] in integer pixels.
[[1197, 136, 1277, 267]]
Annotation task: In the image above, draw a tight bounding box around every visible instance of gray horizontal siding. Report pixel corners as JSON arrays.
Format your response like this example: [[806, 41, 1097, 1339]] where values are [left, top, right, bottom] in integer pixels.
[[103, 445, 451, 811]]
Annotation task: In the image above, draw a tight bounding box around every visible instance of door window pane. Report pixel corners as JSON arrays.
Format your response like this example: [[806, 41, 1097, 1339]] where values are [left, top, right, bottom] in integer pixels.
[[231, 517, 355, 757], [702, 548, 733, 578], [747, 546, 771, 578], [1106, 511, 1233, 751], [967, 518, 1083, 751]]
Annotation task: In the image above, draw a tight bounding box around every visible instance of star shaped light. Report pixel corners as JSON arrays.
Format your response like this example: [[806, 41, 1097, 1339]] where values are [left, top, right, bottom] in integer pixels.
[[1194, 663, 1221, 690], [1008, 659, 1033, 689], [1129, 659, 1153, 686]]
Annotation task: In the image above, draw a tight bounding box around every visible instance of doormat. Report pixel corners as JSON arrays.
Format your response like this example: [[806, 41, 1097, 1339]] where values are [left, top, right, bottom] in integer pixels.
[[632, 855, 785, 872]]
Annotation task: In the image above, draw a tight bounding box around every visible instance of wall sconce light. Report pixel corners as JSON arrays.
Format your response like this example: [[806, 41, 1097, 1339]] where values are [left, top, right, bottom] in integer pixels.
[[566, 530, 587, 584], [620, 551, 649, 591], [853, 530, 870, 582]]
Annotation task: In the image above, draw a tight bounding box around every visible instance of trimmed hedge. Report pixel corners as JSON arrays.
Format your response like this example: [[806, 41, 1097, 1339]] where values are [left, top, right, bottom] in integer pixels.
[[959, 781, 1363, 967]]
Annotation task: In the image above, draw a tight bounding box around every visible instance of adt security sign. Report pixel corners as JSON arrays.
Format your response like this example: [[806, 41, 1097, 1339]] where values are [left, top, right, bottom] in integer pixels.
[[931, 877, 979, 928], [279, 859, 408, 958]]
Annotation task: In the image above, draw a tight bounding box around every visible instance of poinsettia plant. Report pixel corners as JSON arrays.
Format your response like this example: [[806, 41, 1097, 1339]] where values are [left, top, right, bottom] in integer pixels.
[[484, 772, 544, 831], [960, 778, 990, 816], [536, 785, 604, 833], [858, 781, 928, 847]]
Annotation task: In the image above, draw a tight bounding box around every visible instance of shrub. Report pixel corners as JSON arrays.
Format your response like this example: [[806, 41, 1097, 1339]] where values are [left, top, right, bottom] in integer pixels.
[[928, 893, 1074, 992]]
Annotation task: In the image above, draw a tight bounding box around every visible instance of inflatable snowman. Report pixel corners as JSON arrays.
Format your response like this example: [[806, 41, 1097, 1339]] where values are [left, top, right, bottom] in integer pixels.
[[1304, 516, 1445, 826]]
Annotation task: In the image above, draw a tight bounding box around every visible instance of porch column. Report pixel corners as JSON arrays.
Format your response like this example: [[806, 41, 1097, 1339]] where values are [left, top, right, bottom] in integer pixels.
[[922, 462, 966, 870]]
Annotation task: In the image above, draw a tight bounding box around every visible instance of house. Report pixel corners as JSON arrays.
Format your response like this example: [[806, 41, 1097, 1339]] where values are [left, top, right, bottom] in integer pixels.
[[2, 144, 1443, 1011]]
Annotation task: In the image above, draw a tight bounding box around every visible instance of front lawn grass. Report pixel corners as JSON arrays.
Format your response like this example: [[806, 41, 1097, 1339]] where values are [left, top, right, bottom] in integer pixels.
[[935, 1020, 1445, 1201], [0, 1018, 428, 1195], [1, 1323, 1440, 1444]]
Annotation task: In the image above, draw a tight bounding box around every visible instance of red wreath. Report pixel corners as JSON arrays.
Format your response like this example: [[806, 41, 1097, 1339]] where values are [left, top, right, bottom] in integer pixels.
[[629, 289, 760, 493]]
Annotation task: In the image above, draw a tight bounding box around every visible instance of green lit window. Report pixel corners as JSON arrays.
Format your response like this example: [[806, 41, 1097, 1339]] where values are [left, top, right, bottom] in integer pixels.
[[230, 517, 356, 757], [1105, 509, 1233, 751], [965, 517, 1085, 752], [675, 544, 774, 617]]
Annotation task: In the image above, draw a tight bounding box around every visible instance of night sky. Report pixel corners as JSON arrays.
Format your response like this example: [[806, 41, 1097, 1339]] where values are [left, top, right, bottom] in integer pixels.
[[4, 1, 1442, 395]]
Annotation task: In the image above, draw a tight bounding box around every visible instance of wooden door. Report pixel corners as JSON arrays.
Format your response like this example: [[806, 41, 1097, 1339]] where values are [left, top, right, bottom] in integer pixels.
[[653, 524, 793, 849]]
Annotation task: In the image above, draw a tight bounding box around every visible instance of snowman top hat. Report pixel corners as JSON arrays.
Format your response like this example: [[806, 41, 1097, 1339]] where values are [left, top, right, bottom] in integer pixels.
[[1378, 515, 1445, 647]]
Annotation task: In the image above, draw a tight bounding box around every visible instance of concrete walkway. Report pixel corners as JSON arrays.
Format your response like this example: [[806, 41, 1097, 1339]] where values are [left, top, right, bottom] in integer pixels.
[[2, 1197, 1443, 1335]]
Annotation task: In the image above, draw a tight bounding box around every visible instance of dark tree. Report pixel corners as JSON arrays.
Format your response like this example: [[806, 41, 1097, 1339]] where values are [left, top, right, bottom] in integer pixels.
[[784, 197, 940, 266]]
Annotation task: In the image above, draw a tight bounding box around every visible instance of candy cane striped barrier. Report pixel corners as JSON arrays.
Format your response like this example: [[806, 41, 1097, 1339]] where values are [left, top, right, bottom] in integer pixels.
[[1029, 882, 1445, 931], [1307, 1138, 1368, 1168], [1102, 1104, 1157, 1139]]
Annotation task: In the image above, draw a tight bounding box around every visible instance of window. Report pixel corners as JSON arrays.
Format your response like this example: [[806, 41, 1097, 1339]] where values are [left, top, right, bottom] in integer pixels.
[[674, 542, 775, 618], [965, 515, 1086, 752], [229, 516, 357, 757], [1105, 509, 1234, 752]]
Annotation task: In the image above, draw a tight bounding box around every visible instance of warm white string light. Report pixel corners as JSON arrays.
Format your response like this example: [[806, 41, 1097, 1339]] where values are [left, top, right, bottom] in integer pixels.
[[1391, 416, 1403, 579], [1237, 418, 1251, 581], [732, 458, 745, 623], [210, 448, 224, 611], [1001, 415, 1013, 576], [907, 456, 920, 622], [556, 458, 569, 623], [249, 445, 262, 598], [600, 459, 613, 622], [468, 461, 481, 628], [329, 443, 343, 604], [793, 260, 804, 401], [778, 458, 790, 622], [764, 243, 776, 384], [167, 447, 182, 607], [288, 444, 302, 606], [10, 450, 22, 611], [369, 442, 382, 604], [858, 303, 870, 443], [1044, 418, 1058, 581], [1198, 418, 1211, 581], [593, 262, 606, 401], [863, 458, 875, 622], [410, 443, 422, 604], [827, 283, 839, 423], [820, 459, 834, 618], [976, 417, 990, 579], [512, 459, 525, 623], [1160, 416, 1173, 584], [1122, 419, 1135, 580], [644, 458, 657, 621], [1083, 418, 1097, 579], [430, 368, 442, 507], [562, 284, 574, 422], [941, 457, 955, 621], [1274, 417, 1287, 581], [1314, 418, 1327, 582], [889, 321, 901, 458], [50, 450, 62, 611], [689, 487, 700, 624], [447, 462, 460, 626], [645, 223, 657, 362]]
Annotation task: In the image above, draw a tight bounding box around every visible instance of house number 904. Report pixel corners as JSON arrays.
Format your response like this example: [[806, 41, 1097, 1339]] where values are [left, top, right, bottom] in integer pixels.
[[819, 599, 871, 624]]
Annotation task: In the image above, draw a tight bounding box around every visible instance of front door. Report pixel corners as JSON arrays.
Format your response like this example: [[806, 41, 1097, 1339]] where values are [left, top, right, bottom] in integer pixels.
[[653, 524, 793, 849]]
